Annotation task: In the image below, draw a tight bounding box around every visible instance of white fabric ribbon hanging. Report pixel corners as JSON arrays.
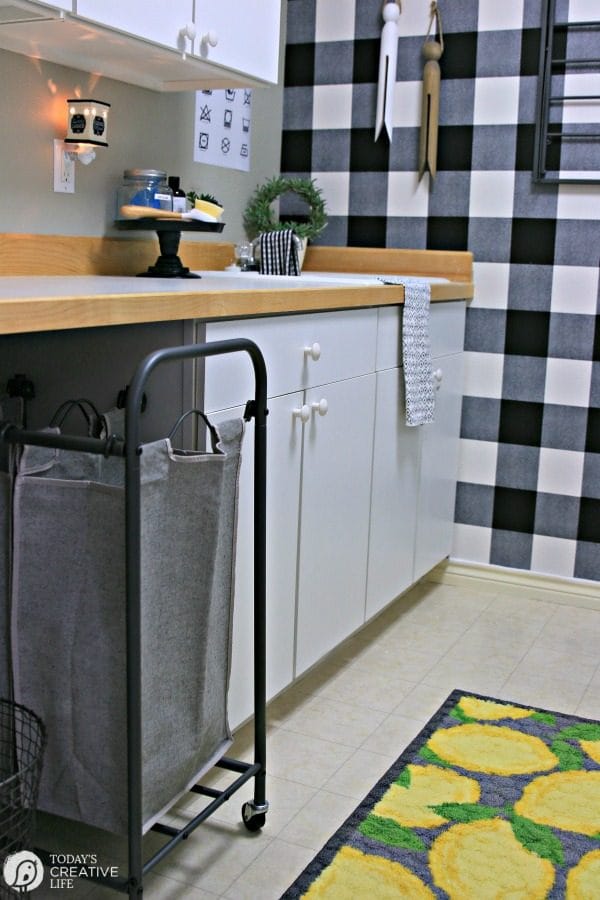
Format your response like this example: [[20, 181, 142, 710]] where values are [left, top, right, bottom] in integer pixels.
[[375, 1, 401, 142]]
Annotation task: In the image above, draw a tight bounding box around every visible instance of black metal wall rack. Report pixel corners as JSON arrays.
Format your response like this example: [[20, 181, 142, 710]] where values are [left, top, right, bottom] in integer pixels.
[[0, 338, 268, 897], [534, 0, 600, 183]]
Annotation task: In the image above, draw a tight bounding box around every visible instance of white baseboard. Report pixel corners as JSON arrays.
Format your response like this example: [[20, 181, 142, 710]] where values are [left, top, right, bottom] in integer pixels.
[[426, 558, 600, 610]]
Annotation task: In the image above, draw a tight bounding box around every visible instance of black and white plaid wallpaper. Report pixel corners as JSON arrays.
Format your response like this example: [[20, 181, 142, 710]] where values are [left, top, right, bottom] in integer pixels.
[[281, 0, 600, 582]]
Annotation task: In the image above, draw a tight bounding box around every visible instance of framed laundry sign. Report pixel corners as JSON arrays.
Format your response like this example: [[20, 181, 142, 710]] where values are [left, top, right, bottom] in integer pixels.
[[193, 88, 252, 171]]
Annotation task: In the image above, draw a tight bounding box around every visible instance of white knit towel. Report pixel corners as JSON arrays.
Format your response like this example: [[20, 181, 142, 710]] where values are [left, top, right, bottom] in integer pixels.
[[259, 229, 299, 276], [378, 276, 435, 426]]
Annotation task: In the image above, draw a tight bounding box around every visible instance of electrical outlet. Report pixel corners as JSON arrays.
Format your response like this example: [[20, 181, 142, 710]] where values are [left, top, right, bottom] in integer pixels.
[[53, 139, 75, 193]]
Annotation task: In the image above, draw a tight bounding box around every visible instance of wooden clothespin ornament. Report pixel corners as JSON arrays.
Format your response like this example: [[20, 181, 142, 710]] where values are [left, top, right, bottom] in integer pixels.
[[375, 1, 401, 142], [418, 2, 444, 179]]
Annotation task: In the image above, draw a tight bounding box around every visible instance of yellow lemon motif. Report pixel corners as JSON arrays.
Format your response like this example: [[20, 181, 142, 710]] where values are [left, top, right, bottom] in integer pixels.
[[304, 845, 435, 899], [580, 740, 600, 766], [566, 849, 600, 899], [515, 771, 600, 837], [373, 764, 480, 828], [429, 818, 555, 899], [428, 724, 558, 775], [458, 696, 535, 721]]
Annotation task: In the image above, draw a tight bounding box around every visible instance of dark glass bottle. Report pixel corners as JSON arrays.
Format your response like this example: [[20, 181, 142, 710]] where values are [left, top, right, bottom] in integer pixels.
[[168, 176, 187, 213]]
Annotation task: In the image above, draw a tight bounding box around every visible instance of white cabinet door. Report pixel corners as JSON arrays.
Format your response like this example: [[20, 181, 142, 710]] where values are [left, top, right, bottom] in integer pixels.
[[207, 392, 302, 729], [413, 352, 464, 581], [42, 1, 72, 10], [76, 0, 194, 52], [204, 309, 377, 413], [366, 368, 421, 620], [295, 374, 376, 676], [194, 0, 281, 83]]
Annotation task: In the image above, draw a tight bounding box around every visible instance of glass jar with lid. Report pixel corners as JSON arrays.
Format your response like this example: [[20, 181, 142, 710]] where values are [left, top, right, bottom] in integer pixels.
[[116, 169, 173, 218]]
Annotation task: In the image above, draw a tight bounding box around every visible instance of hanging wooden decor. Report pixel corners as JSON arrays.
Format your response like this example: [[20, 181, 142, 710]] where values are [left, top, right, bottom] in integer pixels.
[[375, 0, 401, 142], [418, 1, 444, 180]]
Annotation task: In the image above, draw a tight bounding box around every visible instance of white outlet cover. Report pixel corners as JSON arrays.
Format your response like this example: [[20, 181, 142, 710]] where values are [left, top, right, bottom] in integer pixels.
[[53, 140, 75, 193]]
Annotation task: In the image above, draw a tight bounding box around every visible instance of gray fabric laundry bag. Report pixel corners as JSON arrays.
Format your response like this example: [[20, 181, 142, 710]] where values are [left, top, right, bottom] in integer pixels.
[[0, 470, 10, 703], [10, 416, 244, 834], [0, 397, 23, 702]]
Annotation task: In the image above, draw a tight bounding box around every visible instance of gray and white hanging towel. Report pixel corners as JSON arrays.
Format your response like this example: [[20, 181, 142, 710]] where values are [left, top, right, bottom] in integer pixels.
[[259, 229, 299, 276], [378, 276, 435, 426]]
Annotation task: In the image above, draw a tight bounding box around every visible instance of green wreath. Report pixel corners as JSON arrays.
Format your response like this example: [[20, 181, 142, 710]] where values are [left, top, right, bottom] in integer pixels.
[[243, 176, 328, 242]]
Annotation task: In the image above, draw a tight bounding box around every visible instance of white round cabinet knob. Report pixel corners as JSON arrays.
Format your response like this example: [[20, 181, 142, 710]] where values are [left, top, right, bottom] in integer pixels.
[[304, 342, 321, 361], [201, 30, 219, 47], [311, 398, 328, 416], [292, 404, 311, 424]]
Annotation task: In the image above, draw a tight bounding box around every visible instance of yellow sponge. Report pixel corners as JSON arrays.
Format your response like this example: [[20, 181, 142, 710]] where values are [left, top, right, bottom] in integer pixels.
[[195, 199, 224, 219]]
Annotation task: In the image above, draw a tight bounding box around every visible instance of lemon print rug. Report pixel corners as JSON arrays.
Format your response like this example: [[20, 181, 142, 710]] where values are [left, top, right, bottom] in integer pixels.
[[280, 690, 600, 899]]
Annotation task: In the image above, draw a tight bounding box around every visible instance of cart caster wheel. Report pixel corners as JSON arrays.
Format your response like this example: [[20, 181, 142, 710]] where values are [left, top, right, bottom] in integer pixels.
[[242, 801, 267, 832]]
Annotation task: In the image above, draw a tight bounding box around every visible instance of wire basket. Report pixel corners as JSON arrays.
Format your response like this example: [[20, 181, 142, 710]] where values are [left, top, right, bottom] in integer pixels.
[[0, 698, 46, 870]]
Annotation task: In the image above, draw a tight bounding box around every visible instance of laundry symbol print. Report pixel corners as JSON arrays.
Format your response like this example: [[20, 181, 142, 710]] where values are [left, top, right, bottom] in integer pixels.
[[199, 104, 211, 122], [225, 89, 236, 101], [198, 132, 209, 150], [242, 118, 250, 133], [240, 144, 249, 157], [224, 109, 233, 128], [243, 90, 252, 106], [221, 137, 231, 154]]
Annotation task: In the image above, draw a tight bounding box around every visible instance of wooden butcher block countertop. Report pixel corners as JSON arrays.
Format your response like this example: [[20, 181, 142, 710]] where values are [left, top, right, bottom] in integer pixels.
[[0, 236, 473, 335]]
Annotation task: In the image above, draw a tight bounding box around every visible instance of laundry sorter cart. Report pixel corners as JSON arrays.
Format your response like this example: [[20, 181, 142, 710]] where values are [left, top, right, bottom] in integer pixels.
[[0, 337, 268, 897]]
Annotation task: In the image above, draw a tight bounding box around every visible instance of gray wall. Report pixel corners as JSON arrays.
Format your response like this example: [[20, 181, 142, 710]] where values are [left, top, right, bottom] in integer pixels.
[[0, 45, 284, 245]]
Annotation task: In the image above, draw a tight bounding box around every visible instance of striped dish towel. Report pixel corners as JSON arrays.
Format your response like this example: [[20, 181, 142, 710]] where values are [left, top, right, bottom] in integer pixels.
[[378, 276, 435, 426], [259, 229, 299, 276]]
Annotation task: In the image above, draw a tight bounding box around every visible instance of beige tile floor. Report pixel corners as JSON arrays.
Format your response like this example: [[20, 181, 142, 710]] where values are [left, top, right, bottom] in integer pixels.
[[32, 576, 600, 899]]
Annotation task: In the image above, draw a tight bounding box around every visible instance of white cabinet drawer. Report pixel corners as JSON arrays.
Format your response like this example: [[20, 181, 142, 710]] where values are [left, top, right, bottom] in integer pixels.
[[376, 302, 466, 370], [204, 309, 378, 410]]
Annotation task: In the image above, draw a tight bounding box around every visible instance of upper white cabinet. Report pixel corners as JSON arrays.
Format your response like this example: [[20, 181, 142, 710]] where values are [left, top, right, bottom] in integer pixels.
[[76, 0, 194, 55], [0, 0, 282, 90], [0, 1, 70, 18], [36, 1, 72, 10], [194, 0, 280, 87]]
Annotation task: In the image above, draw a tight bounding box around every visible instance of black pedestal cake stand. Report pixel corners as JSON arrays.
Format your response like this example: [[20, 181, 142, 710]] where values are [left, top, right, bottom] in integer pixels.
[[116, 218, 225, 278]]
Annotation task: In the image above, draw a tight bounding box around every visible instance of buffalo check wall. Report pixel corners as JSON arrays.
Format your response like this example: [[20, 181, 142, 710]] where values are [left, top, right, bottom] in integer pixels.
[[281, 0, 600, 581]]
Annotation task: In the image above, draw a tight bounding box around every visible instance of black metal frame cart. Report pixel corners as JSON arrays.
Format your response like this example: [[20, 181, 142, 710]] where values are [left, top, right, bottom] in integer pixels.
[[0, 338, 268, 898]]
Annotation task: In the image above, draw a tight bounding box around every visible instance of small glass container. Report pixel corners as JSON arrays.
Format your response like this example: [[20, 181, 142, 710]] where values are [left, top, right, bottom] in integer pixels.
[[117, 169, 173, 218], [235, 241, 254, 269]]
